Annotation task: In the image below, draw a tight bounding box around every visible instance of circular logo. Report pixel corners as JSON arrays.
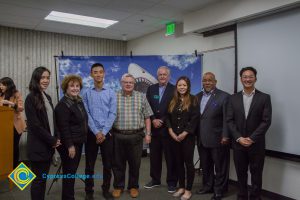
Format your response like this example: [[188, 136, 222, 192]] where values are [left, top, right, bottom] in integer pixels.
[[13, 166, 31, 185]]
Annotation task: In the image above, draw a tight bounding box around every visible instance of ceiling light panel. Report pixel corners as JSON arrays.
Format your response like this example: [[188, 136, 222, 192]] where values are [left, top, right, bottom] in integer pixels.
[[45, 11, 118, 28]]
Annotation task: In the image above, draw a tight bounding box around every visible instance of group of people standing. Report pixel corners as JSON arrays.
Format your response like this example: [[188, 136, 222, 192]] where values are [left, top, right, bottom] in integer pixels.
[[0, 63, 271, 200], [22, 63, 153, 200], [143, 66, 271, 200]]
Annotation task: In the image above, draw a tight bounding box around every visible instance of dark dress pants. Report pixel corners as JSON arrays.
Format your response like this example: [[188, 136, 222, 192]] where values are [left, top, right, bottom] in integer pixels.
[[112, 132, 143, 190], [13, 128, 21, 168], [85, 130, 113, 194], [149, 133, 177, 187], [58, 143, 83, 200], [233, 147, 265, 200], [199, 144, 230, 195], [30, 160, 51, 200], [171, 135, 195, 191]]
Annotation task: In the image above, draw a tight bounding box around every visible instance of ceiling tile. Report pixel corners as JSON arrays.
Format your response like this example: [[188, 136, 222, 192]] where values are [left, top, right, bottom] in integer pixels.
[[91, 8, 133, 21], [142, 0, 164, 3], [37, 20, 105, 33], [141, 4, 182, 19], [122, 14, 166, 26], [104, 0, 156, 13], [0, 0, 103, 16], [0, 13, 41, 26], [163, 0, 218, 12], [64, 0, 111, 7], [0, 21, 36, 30], [0, 0, 66, 11], [108, 22, 155, 34], [0, 3, 49, 18], [0, 0, 217, 40]]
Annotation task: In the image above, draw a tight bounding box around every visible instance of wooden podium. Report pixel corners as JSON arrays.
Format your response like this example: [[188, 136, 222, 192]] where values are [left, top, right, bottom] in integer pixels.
[[0, 106, 14, 188]]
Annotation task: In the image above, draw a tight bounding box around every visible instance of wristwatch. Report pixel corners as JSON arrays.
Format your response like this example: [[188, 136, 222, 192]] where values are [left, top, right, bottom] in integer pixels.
[[145, 131, 152, 136]]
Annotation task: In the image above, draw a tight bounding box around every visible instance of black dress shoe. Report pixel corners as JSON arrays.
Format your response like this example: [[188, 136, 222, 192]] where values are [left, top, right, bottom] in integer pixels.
[[103, 191, 114, 200], [196, 188, 213, 194], [211, 194, 223, 200]]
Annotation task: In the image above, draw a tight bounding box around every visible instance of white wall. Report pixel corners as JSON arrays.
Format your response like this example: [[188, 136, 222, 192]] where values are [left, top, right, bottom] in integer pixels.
[[184, 0, 300, 33], [229, 151, 300, 199], [127, 29, 300, 199], [127, 29, 234, 55]]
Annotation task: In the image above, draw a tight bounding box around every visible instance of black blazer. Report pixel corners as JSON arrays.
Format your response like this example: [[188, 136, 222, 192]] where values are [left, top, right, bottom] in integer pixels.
[[55, 96, 88, 149], [25, 92, 58, 161], [226, 89, 272, 151], [166, 95, 200, 136], [146, 82, 175, 136], [197, 88, 230, 148]]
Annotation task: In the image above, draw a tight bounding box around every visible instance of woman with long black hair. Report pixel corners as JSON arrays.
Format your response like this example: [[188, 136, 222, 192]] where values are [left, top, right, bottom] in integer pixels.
[[0, 77, 27, 168], [25, 66, 61, 200], [166, 76, 199, 200]]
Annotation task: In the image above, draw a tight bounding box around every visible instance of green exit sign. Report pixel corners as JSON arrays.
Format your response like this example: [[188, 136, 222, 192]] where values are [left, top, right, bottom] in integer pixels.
[[166, 22, 175, 36]]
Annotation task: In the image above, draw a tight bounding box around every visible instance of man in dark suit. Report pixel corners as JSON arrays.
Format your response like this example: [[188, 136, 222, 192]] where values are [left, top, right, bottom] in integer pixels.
[[227, 66, 272, 200], [196, 72, 230, 200], [144, 66, 177, 193]]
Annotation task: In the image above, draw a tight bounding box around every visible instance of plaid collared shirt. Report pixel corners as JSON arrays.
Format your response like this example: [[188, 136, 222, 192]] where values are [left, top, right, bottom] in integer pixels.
[[113, 90, 153, 130]]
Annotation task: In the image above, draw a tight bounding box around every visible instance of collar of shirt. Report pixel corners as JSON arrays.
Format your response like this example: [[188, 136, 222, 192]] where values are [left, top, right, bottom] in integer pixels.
[[159, 84, 167, 88], [242, 88, 256, 97], [121, 90, 135, 97], [202, 88, 215, 97], [91, 85, 106, 91]]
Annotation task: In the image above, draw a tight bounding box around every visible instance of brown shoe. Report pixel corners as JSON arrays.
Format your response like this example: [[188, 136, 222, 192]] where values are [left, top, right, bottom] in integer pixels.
[[129, 188, 139, 198], [112, 189, 123, 198]]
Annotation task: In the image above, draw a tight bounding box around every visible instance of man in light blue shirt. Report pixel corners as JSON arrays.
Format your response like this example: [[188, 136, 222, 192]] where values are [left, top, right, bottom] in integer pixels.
[[83, 63, 117, 200]]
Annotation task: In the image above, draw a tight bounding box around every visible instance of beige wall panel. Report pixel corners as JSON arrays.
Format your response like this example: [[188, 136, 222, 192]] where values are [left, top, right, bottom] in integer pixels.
[[0, 26, 126, 104]]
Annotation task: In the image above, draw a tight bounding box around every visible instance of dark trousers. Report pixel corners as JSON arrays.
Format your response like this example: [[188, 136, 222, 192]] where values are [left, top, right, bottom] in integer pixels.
[[13, 128, 21, 168], [149, 134, 177, 187], [233, 148, 265, 200], [30, 160, 51, 200], [171, 135, 195, 191], [58, 143, 83, 200], [112, 132, 143, 190], [199, 144, 230, 195], [85, 130, 113, 194]]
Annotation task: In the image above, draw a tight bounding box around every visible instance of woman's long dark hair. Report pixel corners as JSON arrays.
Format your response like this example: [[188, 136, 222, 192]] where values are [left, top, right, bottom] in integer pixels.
[[168, 76, 196, 112], [29, 66, 50, 110], [0, 77, 17, 100]]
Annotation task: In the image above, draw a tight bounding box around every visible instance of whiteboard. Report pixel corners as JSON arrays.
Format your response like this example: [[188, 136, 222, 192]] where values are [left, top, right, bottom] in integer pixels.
[[237, 8, 300, 155], [203, 47, 235, 94]]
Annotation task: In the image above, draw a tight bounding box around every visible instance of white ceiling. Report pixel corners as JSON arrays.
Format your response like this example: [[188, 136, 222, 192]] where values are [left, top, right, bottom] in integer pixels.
[[0, 0, 218, 41]]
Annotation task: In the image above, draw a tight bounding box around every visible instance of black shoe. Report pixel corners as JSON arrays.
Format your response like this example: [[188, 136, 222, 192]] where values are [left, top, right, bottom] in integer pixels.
[[196, 188, 213, 194], [103, 191, 114, 200], [167, 185, 176, 193], [144, 181, 161, 189], [85, 193, 94, 200], [211, 194, 223, 200]]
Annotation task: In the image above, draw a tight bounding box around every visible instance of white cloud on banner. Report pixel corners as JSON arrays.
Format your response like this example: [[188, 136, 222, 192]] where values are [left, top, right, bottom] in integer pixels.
[[161, 55, 199, 70], [82, 76, 93, 88], [104, 78, 121, 92], [111, 63, 121, 72], [59, 59, 82, 76]]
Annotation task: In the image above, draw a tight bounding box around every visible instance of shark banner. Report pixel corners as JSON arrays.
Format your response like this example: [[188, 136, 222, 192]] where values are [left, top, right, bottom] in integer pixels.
[[57, 55, 202, 98]]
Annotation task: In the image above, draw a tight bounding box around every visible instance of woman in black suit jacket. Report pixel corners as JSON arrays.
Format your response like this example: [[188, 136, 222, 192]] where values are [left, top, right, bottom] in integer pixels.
[[166, 76, 199, 200], [55, 75, 88, 200], [25, 66, 61, 200]]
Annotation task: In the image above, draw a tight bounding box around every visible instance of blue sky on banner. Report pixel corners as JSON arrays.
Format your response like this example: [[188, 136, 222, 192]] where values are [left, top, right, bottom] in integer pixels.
[[57, 55, 202, 97]]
